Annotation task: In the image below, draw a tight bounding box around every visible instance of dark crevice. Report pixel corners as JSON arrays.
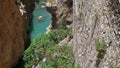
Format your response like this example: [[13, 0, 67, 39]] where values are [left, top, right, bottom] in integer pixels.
[[108, 0, 120, 40], [14, 0, 35, 68], [14, 57, 25, 68], [64, 0, 73, 8], [46, 7, 58, 29], [96, 50, 106, 67]]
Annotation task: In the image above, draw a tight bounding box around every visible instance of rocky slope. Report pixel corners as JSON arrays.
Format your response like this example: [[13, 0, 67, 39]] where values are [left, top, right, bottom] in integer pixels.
[[0, 0, 34, 68], [73, 0, 120, 68]]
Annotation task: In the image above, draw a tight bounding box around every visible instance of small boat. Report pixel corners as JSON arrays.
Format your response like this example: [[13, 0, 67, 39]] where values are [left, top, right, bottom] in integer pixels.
[[41, 5, 46, 8], [38, 16, 44, 21]]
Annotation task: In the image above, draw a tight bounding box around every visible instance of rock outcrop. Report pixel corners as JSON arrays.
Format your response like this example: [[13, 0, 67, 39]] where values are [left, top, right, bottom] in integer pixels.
[[73, 0, 120, 68], [0, 0, 35, 68], [46, 0, 73, 28]]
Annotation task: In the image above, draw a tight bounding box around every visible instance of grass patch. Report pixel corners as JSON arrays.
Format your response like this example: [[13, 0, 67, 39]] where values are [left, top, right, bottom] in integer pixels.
[[95, 39, 107, 66]]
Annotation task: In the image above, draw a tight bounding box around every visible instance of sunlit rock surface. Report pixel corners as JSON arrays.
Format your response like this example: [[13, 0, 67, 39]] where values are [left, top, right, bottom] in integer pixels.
[[73, 0, 120, 68]]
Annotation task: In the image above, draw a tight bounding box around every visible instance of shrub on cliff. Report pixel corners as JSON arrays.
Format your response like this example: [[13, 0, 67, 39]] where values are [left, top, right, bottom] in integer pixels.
[[23, 28, 75, 68]]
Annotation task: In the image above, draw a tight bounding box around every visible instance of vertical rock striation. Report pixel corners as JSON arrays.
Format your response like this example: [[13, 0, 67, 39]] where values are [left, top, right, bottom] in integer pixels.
[[0, 0, 35, 68], [0, 0, 24, 68], [73, 0, 120, 68]]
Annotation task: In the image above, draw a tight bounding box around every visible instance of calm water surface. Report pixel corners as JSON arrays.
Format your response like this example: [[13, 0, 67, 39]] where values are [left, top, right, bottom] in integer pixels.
[[30, 0, 51, 41]]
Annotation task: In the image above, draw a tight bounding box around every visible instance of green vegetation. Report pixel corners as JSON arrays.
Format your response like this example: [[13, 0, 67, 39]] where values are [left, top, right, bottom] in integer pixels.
[[95, 39, 106, 52], [79, 12, 83, 20], [92, 12, 100, 22], [77, 65, 82, 68], [95, 39, 106, 60], [23, 28, 75, 68], [95, 39, 107, 66], [56, 23, 67, 29]]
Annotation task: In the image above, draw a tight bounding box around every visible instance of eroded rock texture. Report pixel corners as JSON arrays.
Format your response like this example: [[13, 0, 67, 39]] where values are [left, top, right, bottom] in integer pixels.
[[73, 0, 120, 68], [47, 0, 73, 28]]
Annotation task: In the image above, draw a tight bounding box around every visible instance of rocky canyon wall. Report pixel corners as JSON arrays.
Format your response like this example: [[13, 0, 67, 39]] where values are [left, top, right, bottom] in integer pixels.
[[73, 0, 120, 68], [46, 0, 73, 28], [0, 0, 34, 68], [0, 0, 24, 68]]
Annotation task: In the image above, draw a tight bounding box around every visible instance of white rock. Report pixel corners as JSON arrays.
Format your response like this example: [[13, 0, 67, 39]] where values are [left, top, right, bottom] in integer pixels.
[[20, 2, 25, 8], [42, 57, 47, 62], [46, 2, 52, 7], [19, 8, 26, 15]]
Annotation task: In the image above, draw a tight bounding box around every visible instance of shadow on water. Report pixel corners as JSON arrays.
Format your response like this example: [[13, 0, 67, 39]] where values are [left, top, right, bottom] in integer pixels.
[[28, 14, 34, 43]]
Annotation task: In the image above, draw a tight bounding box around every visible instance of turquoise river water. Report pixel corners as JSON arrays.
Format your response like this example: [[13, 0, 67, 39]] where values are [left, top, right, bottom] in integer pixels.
[[30, 0, 51, 41]]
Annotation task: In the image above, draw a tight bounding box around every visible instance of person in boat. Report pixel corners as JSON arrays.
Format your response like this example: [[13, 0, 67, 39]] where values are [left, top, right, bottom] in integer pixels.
[[38, 15, 44, 21], [41, 5, 46, 8]]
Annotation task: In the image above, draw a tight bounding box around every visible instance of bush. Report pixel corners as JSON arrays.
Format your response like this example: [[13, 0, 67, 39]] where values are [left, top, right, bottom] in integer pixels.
[[23, 28, 75, 68], [95, 39, 106, 60], [95, 39, 106, 53]]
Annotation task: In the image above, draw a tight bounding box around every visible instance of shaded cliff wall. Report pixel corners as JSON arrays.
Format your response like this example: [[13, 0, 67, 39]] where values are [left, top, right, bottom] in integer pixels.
[[0, 0, 24, 68], [21, 0, 35, 48], [0, 0, 35, 68], [73, 0, 120, 68]]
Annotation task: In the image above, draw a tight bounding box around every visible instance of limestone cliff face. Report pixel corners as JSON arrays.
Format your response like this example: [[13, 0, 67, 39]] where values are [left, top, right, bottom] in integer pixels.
[[73, 0, 120, 68], [0, 0, 34, 68]]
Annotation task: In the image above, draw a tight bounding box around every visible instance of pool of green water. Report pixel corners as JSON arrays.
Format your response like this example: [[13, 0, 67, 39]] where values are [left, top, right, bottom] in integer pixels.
[[30, 0, 51, 41]]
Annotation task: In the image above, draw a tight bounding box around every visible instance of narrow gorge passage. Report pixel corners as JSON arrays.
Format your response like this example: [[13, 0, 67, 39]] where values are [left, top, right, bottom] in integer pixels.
[[15, 0, 52, 67], [29, 0, 51, 41]]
